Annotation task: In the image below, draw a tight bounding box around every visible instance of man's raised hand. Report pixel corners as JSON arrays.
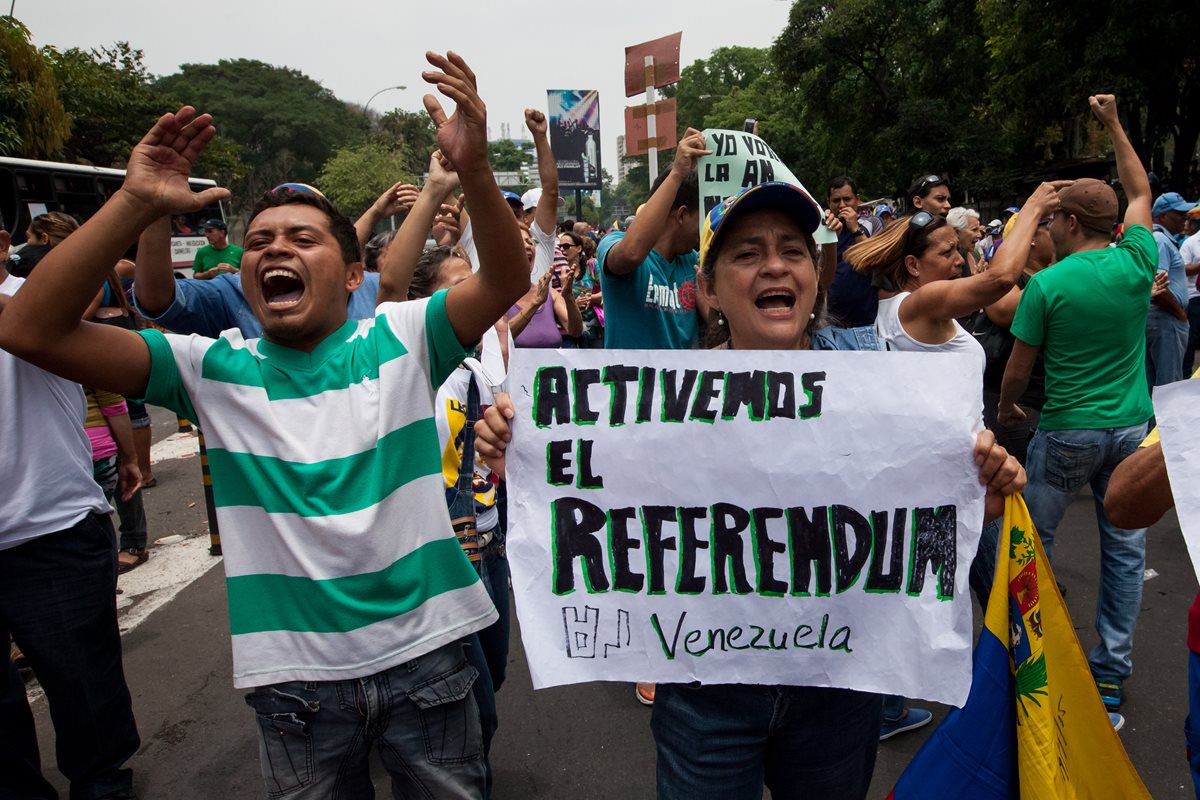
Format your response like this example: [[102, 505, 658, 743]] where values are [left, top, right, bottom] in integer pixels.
[[671, 128, 712, 179], [1089, 94, 1119, 129], [372, 181, 420, 218], [422, 52, 488, 174], [427, 149, 460, 193], [525, 108, 548, 137], [123, 107, 230, 216]]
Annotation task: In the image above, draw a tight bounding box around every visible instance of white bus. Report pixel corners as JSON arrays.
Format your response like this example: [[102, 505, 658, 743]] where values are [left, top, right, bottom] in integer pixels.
[[0, 156, 227, 275]]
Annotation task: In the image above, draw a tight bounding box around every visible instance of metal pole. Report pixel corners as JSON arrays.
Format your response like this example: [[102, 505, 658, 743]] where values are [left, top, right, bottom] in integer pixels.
[[575, 188, 583, 222], [197, 430, 221, 556], [645, 56, 657, 190]]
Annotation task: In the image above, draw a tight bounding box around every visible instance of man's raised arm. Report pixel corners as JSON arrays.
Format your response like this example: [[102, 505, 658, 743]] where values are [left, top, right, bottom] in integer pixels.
[[355, 181, 419, 249], [133, 216, 178, 316], [421, 52, 529, 345], [0, 107, 229, 398], [1090, 95, 1151, 231], [377, 150, 460, 304], [526, 108, 559, 236], [604, 128, 710, 276]]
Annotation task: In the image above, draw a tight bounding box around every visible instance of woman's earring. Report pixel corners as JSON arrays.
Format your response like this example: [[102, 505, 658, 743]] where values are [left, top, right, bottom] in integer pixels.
[[716, 311, 726, 326], [810, 313, 816, 320]]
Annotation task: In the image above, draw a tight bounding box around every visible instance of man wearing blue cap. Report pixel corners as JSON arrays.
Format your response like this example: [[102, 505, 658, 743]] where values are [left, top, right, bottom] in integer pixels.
[[191, 218, 243, 280], [1147, 191, 1196, 389]]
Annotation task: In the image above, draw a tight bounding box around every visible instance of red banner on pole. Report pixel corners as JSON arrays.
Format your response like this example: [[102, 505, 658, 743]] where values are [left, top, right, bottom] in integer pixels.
[[624, 99, 678, 156], [623, 32, 682, 97]]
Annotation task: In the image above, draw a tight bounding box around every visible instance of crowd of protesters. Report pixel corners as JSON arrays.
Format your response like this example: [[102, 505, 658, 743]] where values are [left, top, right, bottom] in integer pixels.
[[0, 47, 1197, 800]]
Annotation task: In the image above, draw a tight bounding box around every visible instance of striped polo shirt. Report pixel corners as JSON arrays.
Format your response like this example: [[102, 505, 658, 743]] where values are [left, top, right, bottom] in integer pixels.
[[138, 290, 497, 688]]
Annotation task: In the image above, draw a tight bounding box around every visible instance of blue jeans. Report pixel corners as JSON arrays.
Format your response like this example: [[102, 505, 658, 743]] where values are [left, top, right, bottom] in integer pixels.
[[1146, 311, 1189, 391], [244, 641, 484, 799], [1186, 651, 1200, 799], [0, 512, 139, 800], [1185, 297, 1200, 376], [1024, 424, 1148, 681], [462, 536, 510, 798], [652, 683, 882, 800], [969, 518, 1002, 613]]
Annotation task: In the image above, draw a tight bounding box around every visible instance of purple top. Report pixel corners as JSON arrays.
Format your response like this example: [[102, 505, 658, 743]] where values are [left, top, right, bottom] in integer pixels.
[[508, 298, 562, 348]]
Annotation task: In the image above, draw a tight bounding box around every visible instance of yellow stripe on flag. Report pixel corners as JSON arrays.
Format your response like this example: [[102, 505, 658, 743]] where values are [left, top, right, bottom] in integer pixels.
[[992, 494, 1149, 798]]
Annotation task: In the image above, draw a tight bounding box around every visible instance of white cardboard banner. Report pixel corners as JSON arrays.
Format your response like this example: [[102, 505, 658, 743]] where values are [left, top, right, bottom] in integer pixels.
[[506, 349, 985, 706], [1152, 378, 1200, 581], [697, 128, 838, 246]]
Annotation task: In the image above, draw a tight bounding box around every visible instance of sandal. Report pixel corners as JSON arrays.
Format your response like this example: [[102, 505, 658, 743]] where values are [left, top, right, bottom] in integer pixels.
[[141, 477, 157, 489], [117, 548, 149, 574]]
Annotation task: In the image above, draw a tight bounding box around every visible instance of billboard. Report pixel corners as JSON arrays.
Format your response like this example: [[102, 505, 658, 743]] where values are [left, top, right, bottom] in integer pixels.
[[547, 89, 602, 190]]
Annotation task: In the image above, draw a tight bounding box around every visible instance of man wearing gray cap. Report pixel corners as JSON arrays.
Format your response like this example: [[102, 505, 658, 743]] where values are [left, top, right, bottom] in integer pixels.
[[998, 94, 1155, 719], [1147, 191, 1197, 388]]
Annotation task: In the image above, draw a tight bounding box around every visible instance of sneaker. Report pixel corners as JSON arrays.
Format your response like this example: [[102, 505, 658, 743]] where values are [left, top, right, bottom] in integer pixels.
[[636, 682, 656, 706], [880, 706, 933, 741], [1095, 677, 1122, 711], [1109, 712, 1125, 732]]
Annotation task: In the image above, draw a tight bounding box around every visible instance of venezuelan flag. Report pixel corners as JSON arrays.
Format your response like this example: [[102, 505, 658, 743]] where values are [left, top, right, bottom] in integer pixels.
[[890, 494, 1149, 798]]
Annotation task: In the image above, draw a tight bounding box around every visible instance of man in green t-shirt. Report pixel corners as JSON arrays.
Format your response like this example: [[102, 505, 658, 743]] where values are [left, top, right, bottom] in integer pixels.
[[998, 94, 1155, 716], [192, 218, 243, 279]]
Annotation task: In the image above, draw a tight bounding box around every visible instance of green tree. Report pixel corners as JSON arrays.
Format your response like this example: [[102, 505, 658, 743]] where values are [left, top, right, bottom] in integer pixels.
[[675, 46, 773, 135], [980, 0, 1200, 193], [375, 109, 437, 176], [45, 42, 167, 167], [488, 139, 532, 172], [0, 17, 70, 157], [773, 0, 1001, 199], [317, 142, 415, 220], [156, 59, 367, 224]]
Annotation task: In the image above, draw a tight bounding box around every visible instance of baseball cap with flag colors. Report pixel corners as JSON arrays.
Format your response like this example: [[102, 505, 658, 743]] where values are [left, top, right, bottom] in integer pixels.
[[699, 182, 823, 267]]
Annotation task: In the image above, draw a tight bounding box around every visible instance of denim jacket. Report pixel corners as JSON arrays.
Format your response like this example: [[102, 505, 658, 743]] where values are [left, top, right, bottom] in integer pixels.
[[811, 324, 883, 352]]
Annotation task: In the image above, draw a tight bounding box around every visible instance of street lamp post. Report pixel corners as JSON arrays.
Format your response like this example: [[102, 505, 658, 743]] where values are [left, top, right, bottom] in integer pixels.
[[363, 85, 407, 119]]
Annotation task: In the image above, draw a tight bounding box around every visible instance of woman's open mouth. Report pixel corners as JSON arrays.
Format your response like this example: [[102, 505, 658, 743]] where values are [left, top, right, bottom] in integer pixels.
[[754, 288, 796, 316], [261, 267, 305, 309]]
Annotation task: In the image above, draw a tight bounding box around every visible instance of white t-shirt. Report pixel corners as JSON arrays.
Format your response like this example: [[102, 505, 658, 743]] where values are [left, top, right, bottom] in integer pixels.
[[0, 274, 110, 550], [137, 291, 496, 687], [875, 291, 985, 372], [1181, 230, 1200, 302], [460, 217, 556, 283]]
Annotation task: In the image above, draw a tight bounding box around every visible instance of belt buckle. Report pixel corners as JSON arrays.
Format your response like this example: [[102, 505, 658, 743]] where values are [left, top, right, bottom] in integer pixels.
[[452, 516, 482, 563]]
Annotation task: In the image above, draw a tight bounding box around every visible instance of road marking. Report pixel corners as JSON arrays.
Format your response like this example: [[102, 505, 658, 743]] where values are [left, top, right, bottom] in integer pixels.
[[150, 431, 200, 465], [27, 431, 217, 705]]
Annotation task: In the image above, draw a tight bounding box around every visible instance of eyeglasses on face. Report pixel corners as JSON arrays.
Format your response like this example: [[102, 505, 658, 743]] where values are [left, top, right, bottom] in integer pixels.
[[559, 242, 579, 249]]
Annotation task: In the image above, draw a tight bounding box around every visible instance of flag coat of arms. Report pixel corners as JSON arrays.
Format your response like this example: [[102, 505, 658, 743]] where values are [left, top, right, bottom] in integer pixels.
[[890, 494, 1150, 798]]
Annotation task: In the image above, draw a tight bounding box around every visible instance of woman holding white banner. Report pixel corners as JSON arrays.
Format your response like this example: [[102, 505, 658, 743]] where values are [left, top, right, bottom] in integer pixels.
[[475, 179, 1027, 799]]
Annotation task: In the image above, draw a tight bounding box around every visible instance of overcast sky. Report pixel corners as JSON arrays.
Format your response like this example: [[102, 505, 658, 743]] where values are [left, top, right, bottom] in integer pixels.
[[20, 0, 793, 185]]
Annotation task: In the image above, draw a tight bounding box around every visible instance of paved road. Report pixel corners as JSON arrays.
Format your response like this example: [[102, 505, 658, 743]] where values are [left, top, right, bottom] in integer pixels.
[[27, 408, 1199, 798]]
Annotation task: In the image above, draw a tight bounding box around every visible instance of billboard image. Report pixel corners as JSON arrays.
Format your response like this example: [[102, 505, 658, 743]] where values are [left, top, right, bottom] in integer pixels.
[[547, 89, 602, 190]]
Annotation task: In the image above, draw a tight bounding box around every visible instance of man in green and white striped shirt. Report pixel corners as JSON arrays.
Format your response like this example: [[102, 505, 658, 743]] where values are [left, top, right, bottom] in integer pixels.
[[0, 52, 531, 800]]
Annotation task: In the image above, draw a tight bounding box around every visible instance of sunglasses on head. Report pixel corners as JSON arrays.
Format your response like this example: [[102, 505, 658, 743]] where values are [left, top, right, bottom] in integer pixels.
[[910, 210, 935, 229], [903, 211, 937, 253], [914, 174, 944, 194]]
